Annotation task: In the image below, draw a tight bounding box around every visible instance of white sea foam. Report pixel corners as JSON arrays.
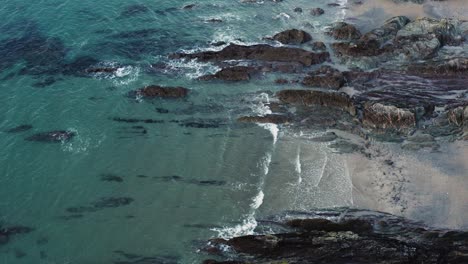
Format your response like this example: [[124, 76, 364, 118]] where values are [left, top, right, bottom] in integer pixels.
[[251, 190, 264, 209], [165, 59, 220, 79], [213, 215, 258, 239], [295, 146, 302, 184]]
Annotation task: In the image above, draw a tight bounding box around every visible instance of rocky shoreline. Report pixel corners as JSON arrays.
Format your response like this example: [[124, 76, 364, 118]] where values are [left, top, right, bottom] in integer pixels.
[[164, 1, 468, 263], [201, 208, 468, 264], [171, 12, 468, 144]]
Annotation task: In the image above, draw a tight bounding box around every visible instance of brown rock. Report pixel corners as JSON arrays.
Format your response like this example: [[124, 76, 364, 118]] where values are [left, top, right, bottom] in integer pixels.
[[275, 78, 289, 84], [311, 41, 327, 51], [277, 90, 356, 116], [302, 65, 345, 89], [272, 29, 312, 45], [326, 22, 362, 40], [199, 66, 256, 81], [362, 102, 416, 130], [170, 44, 330, 66]]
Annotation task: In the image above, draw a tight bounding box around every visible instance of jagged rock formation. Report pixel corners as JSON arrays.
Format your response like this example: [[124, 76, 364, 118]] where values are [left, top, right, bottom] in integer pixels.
[[202, 209, 468, 264]]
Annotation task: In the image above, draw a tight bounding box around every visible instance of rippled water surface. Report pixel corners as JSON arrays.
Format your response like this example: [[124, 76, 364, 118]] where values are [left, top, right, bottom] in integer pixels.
[[0, 1, 467, 263]]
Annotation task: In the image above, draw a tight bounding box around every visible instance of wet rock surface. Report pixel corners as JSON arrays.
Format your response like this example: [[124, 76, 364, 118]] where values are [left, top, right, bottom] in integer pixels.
[[272, 29, 312, 45], [171, 44, 330, 66], [203, 208, 468, 264], [199, 66, 257, 81], [302, 65, 346, 89], [326, 22, 362, 40]]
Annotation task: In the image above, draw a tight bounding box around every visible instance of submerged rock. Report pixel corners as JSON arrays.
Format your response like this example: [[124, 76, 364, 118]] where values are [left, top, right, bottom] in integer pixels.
[[0, 225, 34, 245], [5, 124, 33, 133], [119, 4, 150, 18], [170, 44, 330, 66], [237, 114, 291, 124], [129, 85, 189, 99], [199, 66, 257, 81], [66, 197, 134, 214], [272, 29, 312, 45], [25, 131, 75, 143]]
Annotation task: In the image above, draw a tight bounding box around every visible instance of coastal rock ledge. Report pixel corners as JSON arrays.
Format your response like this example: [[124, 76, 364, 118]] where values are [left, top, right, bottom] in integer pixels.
[[202, 209, 468, 264]]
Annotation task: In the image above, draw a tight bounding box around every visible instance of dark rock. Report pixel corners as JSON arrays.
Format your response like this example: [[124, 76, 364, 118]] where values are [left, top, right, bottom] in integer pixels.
[[179, 122, 222, 129], [25, 131, 76, 143], [277, 90, 356, 116], [182, 4, 196, 9], [111, 117, 164, 124], [100, 174, 124, 182], [332, 16, 410, 58], [326, 22, 362, 40], [188, 180, 227, 186], [199, 66, 256, 81], [287, 218, 372, 233], [203, 209, 468, 264], [310, 41, 326, 51], [302, 65, 345, 89], [92, 197, 134, 208], [85, 67, 118, 74], [129, 85, 189, 99], [170, 44, 330, 66], [205, 18, 223, 23], [155, 108, 170, 114], [0, 225, 34, 245], [32, 77, 57, 88], [119, 4, 150, 18], [293, 7, 303, 13], [272, 29, 312, 45], [63, 56, 100, 75], [274, 78, 289, 84], [5, 124, 33, 133], [310, 8, 325, 16], [237, 114, 291, 124], [14, 249, 26, 258]]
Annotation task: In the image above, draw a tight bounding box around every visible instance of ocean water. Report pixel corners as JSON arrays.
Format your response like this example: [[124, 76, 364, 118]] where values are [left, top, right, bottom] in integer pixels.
[[0, 0, 467, 263]]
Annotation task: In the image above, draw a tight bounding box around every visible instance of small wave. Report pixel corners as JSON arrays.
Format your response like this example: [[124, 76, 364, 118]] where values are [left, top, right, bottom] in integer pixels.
[[213, 215, 258, 239], [61, 128, 104, 154], [251, 190, 264, 210], [295, 146, 302, 184], [165, 59, 220, 79]]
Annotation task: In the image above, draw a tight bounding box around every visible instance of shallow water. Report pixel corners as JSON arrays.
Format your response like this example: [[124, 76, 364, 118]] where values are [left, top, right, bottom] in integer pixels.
[[0, 0, 467, 263]]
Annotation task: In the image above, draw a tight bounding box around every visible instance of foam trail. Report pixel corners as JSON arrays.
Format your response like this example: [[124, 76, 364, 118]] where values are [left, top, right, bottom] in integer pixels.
[[316, 153, 328, 187], [214, 152, 272, 239], [295, 146, 302, 184]]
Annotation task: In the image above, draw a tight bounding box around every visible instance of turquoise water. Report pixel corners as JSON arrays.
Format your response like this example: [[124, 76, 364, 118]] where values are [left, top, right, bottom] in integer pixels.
[[0, 1, 467, 263]]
